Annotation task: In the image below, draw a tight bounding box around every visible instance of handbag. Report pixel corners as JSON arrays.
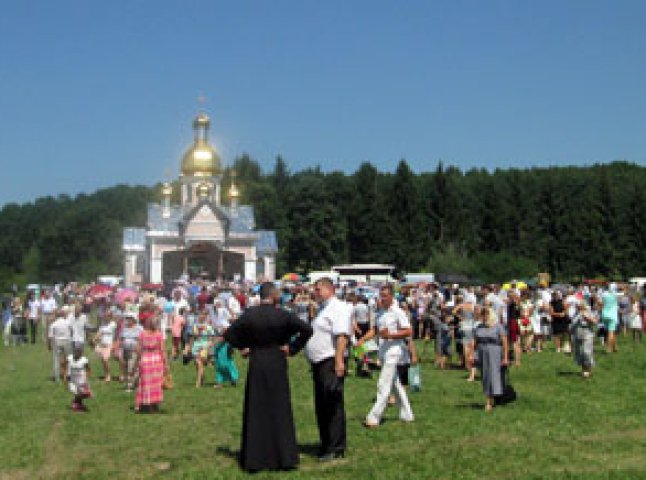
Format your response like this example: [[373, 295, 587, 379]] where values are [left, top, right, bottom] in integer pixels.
[[162, 370, 174, 390], [494, 366, 517, 406]]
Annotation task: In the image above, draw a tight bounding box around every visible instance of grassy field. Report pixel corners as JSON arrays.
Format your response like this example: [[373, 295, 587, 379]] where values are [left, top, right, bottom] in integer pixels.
[[2, 334, 646, 480]]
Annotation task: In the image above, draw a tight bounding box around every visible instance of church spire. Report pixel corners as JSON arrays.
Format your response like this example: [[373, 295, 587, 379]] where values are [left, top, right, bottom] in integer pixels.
[[193, 112, 210, 143], [229, 171, 240, 213], [161, 181, 172, 218]]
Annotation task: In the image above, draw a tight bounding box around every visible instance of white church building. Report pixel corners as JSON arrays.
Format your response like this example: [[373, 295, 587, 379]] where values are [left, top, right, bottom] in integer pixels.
[[122, 111, 277, 285]]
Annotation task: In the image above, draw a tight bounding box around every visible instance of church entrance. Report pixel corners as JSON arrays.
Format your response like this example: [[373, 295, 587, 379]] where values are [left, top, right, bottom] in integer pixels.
[[162, 242, 244, 282]]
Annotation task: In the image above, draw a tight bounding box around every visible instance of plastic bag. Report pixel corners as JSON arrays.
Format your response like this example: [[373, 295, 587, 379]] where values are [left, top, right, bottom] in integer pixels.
[[408, 364, 421, 392]]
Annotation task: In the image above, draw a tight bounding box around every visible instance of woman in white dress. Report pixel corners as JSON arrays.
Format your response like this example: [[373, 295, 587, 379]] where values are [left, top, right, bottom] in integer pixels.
[[530, 295, 544, 352], [629, 295, 642, 342], [93, 313, 117, 382]]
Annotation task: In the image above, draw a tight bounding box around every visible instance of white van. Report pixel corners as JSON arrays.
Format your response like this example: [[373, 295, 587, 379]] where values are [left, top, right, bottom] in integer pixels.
[[97, 275, 123, 287], [307, 271, 340, 285]]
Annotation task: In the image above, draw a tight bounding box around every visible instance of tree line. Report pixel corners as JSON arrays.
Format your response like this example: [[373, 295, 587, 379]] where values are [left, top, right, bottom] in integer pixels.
[[1, 158, 644, 290]]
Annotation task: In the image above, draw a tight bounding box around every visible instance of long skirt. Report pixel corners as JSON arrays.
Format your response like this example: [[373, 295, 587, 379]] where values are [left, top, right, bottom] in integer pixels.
[[215, 342, 239, 385], [136, 351, 164, 407], [574, 328, 594, 370], [478, 344, 503, 397]]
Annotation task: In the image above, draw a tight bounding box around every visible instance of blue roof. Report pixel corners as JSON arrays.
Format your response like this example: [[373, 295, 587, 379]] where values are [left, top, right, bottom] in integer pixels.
[[122, 227, 146, 249], [256, 230, 278, 254], [223, 205, 255, 234], [147, 203, 183, 232], [134, 201, 277, 254]]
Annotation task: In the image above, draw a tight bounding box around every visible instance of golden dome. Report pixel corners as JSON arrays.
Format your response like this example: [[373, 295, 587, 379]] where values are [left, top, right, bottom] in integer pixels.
[[181, 112, 222, 177], [196, 182, 211, 198]]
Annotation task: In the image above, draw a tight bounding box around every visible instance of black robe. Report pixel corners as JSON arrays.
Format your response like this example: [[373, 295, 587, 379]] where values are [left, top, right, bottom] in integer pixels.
[[224, 304, 313, 472]]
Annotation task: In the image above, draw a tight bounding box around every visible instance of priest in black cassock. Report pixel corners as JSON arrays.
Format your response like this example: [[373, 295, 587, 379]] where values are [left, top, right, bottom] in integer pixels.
[[224, 282, 313, 472]]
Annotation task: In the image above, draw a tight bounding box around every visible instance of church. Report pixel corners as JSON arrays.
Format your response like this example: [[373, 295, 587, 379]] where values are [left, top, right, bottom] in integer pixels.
[[122, 111, 277, 286]]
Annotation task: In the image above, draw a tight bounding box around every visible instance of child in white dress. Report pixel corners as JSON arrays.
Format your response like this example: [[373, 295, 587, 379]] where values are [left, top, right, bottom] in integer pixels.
[[67, 344, 93, 412]]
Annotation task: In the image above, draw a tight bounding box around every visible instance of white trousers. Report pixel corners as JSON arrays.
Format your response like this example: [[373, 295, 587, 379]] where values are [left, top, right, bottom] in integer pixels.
[[3, 319, 11, 346], [366, 344, 414, 424], [52, 340, 71, 381]]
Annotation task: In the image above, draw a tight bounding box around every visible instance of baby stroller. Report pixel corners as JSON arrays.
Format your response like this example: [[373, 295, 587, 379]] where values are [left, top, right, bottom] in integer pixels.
[[353, 339, 380, 378]]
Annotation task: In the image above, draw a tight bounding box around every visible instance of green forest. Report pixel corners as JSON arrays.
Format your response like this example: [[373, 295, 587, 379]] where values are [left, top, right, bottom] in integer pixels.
[[1, 158, 645, 289]]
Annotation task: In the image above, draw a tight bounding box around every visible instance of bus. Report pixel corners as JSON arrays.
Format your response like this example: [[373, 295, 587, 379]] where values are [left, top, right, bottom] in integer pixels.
[[331, 264, 398, 284], [403, 273, 435, 285]]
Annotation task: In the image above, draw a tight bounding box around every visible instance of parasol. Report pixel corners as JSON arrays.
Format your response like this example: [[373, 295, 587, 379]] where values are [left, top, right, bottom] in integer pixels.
[[115, 288, 138, 303], [86, 284, 113, 299], [281, 273, 302, 282]]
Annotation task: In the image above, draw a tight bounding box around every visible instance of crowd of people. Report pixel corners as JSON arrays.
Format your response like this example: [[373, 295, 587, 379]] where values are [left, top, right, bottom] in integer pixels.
[[1, 277, 644, 471]]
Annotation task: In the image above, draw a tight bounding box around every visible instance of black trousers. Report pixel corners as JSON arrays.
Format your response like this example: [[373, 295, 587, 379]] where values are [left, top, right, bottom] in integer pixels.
[[29, 319, 38, 344], [312, 357, 346, 455]]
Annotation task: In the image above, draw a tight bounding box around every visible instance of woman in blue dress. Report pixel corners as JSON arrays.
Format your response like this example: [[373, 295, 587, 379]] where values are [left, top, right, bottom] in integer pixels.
[[213, 300, 239, 388], [474, 306, 509, 412], [601, 283, 619, 353]]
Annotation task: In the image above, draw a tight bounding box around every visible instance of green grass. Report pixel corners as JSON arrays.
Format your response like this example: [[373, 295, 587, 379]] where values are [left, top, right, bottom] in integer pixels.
[[2, 335, 646, 480]]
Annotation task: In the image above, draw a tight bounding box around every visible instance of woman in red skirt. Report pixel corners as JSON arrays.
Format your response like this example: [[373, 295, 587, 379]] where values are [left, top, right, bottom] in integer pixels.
[[134, 316, 167, 413]]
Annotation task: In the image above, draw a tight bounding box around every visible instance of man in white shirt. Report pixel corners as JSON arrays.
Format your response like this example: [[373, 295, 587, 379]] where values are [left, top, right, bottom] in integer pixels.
[[305, 277, 351, 462], [357, 284, 414, 427], [70, 303, 88, 351], [227, 292, 242, 320], [26, 291, 41, 345], [41, 290, 57, 343], [485, 285, 507, 324], [48, 307, 73, 382], [213, 299, 232, 333], [171, 290, 189, 316], [351, 295, 371, 337], [464, 287, 477, 306]]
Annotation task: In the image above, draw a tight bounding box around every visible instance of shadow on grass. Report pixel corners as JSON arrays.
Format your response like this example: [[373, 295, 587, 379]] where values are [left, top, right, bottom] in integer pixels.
[[216, 443, 322, 460], [298, 443, 322, 458], [216, 445, 239, 461], [455, 402, 484, 410], [557, 371, 581, 377]]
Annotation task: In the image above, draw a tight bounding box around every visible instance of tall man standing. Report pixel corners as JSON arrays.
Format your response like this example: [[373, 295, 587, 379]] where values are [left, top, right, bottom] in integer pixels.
[[305, 277, 352, 462], [357, 284, 414, 427]]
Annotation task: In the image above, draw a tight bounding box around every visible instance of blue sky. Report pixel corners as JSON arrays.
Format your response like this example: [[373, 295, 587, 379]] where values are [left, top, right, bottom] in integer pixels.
[[1, 0, 645, 205]]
